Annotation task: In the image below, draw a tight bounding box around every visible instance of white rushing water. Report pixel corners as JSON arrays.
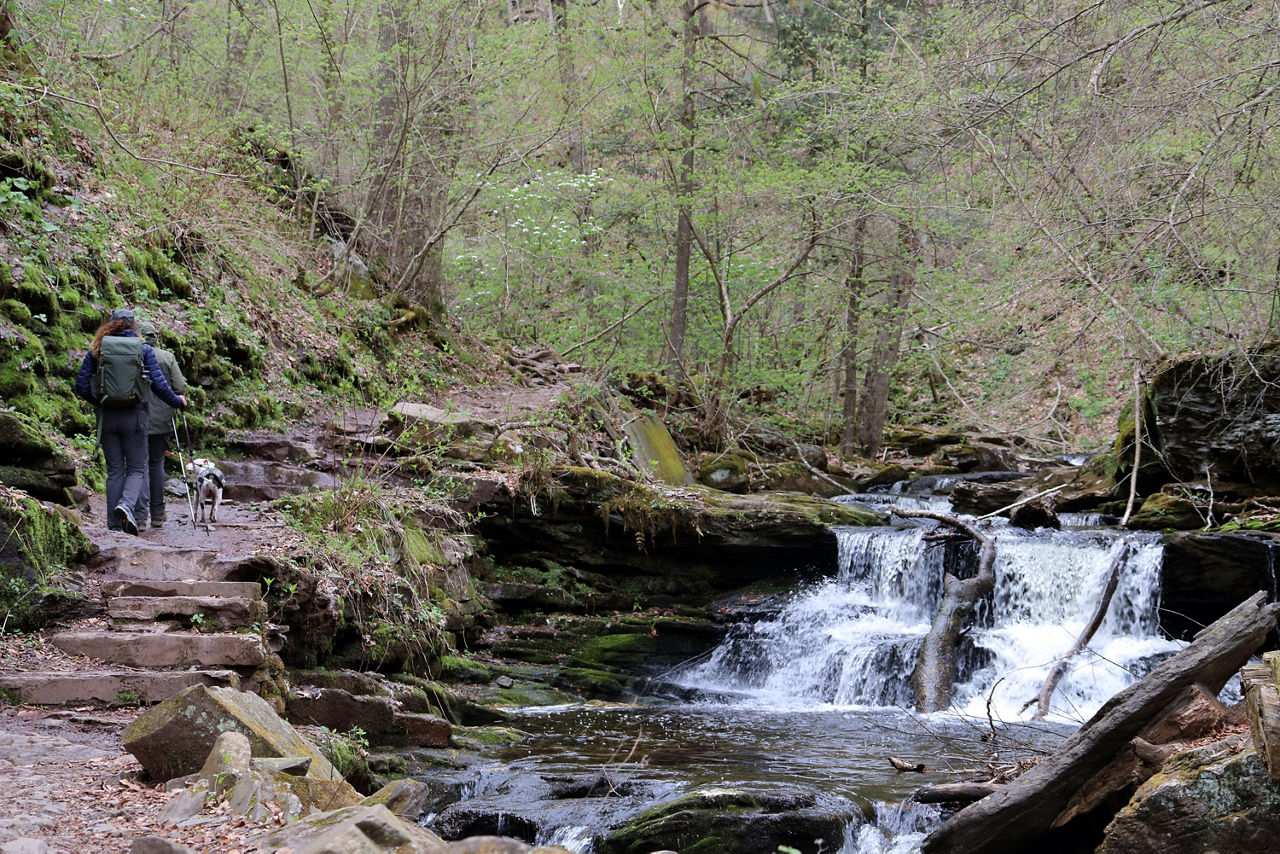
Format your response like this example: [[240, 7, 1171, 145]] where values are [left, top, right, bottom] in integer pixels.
[[678, 519, 1182, 723]]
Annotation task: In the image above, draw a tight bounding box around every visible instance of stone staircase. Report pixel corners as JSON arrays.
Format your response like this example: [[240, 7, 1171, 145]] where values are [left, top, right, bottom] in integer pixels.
[[1, 539, 279, 707]]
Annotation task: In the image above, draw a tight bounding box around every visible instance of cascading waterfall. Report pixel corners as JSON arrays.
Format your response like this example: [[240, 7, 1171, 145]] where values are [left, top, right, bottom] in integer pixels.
[[679, 516, 1182, 723]]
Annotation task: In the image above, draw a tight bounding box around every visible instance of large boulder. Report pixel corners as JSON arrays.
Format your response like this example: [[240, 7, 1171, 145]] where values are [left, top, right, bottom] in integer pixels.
[[1159, 531, 1280, 641], [122, 684, 343, 782], [250, 804, 448, 853], [597, 783, 864, 854], [1097, 734, 1280, 854], [0, 411, 78, 503], [1148, 343, 1280, 490]]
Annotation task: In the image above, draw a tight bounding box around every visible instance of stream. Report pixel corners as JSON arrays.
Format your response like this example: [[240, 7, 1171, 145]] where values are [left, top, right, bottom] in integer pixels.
[[424, 492, 1187, 853]]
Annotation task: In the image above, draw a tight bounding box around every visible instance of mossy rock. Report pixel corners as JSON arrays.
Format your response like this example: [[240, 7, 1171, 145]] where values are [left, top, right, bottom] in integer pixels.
[[549, 666, 631, 699], [854, 463, 909, 490], [598, 783, 863, 854], [696, 451, 750, 494], [566, 632, 658, 671], [1129, 492, 1207, 531], [0, 488, 93, 631]]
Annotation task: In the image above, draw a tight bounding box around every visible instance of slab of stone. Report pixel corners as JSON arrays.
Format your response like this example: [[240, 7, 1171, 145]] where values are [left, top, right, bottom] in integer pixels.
[[107, 595, 264, 629], [50, 630, 266, 668], [94, 545, 230, 582], [1097, 734, 1280, 854], [362, 779, 435, 820], [102, 580, 263, 600], [0, 669, 240, 706], [123, 685, 342, 783], [286, 688, 398, 736], [249, 804, 448, 853]]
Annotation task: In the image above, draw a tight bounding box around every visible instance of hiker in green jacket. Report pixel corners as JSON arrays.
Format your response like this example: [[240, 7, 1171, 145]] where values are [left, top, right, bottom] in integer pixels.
[[135, 318, 188, 529]]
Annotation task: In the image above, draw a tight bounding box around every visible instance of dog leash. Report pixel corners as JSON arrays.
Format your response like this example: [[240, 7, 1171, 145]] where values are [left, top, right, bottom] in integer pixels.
[[172, 417, 198, 528]]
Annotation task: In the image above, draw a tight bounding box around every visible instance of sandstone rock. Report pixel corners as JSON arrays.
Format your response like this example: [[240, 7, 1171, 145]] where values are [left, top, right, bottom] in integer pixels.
[[249, 804, 448, 853], [384, 403, 498, 449], [50, 630, 265, 668], [598, 783, 862, 854], [287, 688, 398, 736], [1149, 345, 1280, 490], [387, 712, 452, 748], [624, 415, 692, 486], [443, 839, 571, 853], [1127, 492, 1205, 531], [1008, 497, 1060, 530], [1097, 734, 1280, 854], [123, 685, 342, 783], [362, 779, 435, 820]]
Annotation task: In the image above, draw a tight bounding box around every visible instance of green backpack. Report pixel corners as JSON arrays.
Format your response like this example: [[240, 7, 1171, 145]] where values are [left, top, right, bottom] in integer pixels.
[[92, 336, 147, 408]]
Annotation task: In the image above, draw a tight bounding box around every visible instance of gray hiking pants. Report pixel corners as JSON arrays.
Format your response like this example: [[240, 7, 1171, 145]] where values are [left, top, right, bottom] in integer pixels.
[[101, 406, 148, 530], [137, 433, 170, 523]]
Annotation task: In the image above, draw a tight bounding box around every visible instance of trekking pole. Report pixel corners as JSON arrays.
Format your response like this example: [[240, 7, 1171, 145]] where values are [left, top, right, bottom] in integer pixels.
[[180, 410, 203, 529], [172, 418, 197, 526]]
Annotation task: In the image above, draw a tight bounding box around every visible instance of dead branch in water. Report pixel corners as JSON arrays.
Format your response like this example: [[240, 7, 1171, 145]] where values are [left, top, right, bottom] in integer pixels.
[[892, 508, 997, 713], [1026, 542, 1130, 720]]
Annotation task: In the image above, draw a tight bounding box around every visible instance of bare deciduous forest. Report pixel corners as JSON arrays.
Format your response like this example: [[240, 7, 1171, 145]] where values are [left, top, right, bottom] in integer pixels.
[[10, 0, 1280, 446]]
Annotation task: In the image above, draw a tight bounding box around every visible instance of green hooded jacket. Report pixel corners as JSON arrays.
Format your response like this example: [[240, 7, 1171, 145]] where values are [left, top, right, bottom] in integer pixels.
[[136, 319, 188, 435]]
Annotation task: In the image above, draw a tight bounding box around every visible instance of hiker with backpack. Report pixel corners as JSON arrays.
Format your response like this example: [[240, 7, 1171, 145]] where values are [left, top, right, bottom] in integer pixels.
[[134, 318, 187, 529], [74, 309, 187, 535]]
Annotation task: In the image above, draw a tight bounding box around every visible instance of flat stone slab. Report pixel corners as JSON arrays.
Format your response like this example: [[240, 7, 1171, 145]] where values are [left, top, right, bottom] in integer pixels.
[[93, 545, 231, 582], [0, 669, 240, 706], [101, 580, 262, 600], [50, 630, 266, 667], [107, 595, 263, 629]]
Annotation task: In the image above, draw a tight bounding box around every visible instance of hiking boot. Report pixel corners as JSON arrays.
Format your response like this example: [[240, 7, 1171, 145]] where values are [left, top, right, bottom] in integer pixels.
[[150, 514, 165, 529], [115, 504, 139, 536]]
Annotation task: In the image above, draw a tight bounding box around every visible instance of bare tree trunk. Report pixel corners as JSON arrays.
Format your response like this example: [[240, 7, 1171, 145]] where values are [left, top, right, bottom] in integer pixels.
[[666, 0, 697, 377], [840, 215, 869, 457], [854, 222, 917, 456]]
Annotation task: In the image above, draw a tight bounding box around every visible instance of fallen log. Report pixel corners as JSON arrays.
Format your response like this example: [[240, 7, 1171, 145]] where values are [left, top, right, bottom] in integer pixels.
[[921, 591, 1280, 854], [914, 781, 1004, 805], [892, 508, 996, 713]]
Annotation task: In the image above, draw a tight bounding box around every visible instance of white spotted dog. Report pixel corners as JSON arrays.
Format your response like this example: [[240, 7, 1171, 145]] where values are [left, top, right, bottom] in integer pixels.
[[186, 458, 225, 524]]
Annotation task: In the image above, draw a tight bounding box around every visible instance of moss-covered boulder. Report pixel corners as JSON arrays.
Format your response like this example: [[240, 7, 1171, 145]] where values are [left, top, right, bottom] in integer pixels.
[[1098, 734, 1280, 854], [754, 461, 850, 498], [625, 414, 693, 486], [597, 783, 865, 854], [0, 410, 78, 503], [122, 684, 343, 783], [1128, 492, 1206, 531], [696, 451, 750, 493], [0, 486, 93, 631]]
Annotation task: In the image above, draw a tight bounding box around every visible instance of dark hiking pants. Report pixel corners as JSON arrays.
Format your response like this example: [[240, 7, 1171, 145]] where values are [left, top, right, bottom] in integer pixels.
[[137, 433, 170, 523], [101, 406, 148, 531]]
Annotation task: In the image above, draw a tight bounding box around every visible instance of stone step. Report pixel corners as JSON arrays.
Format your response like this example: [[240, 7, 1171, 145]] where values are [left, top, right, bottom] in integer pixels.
[[50, 630, 266, 668], [106, 595, 265, 629], [101, 580, 263, 600], [0, 669, 240, 706], [92, 545, 231, 582]]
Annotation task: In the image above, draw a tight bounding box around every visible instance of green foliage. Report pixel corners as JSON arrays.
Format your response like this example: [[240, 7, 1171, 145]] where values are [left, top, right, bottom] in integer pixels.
[[316, 725, 369, 780]]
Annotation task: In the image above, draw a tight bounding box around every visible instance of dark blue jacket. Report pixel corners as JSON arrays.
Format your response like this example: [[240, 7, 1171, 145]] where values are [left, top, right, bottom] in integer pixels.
[[75, 329, 185, 409]]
